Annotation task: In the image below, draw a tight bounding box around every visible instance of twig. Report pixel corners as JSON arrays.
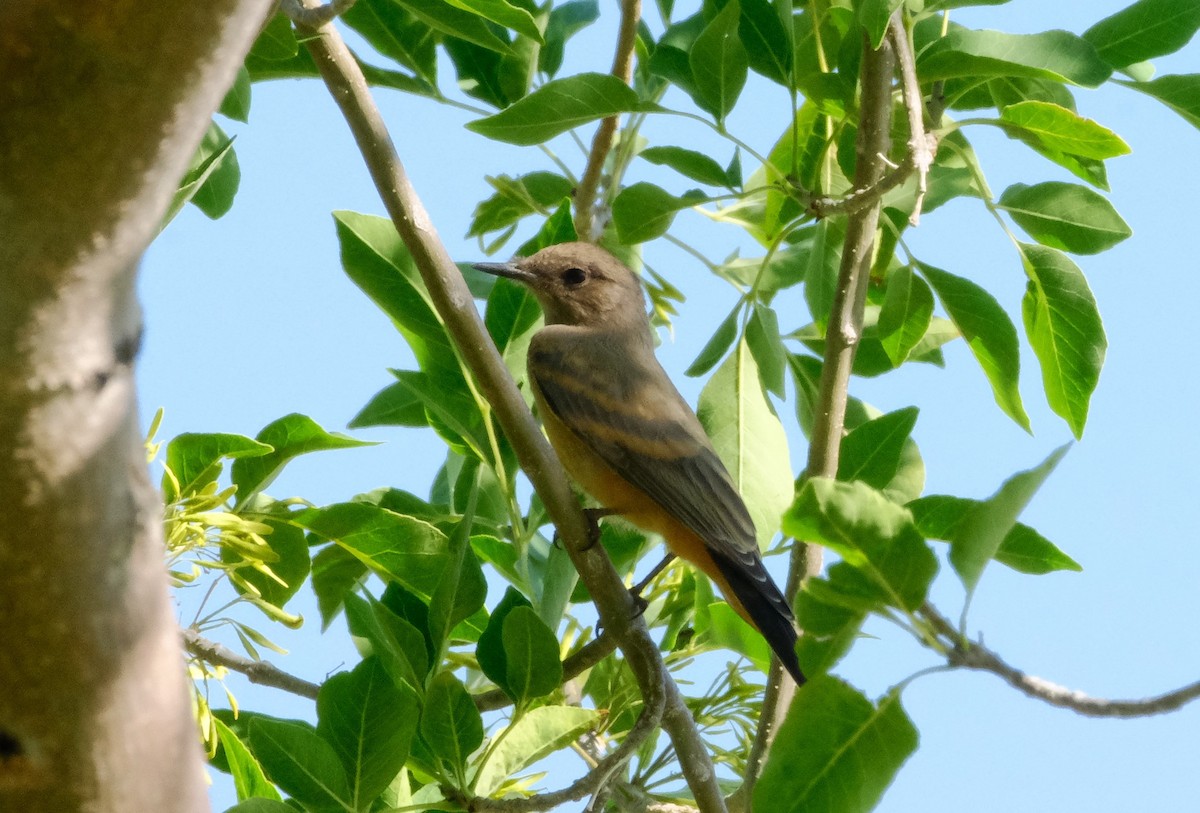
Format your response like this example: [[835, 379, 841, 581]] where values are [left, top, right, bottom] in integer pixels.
[[889, 15, 935, 225], [291, 5, 725, 810], [734, 29, 897, 810], [182, 628, 320, 700], [805, 14, 937, 224], [444, 675, 662, 812], [921, 605, 1200, 718], [573, 0, 641, 241], [281, 0, 356, 27]]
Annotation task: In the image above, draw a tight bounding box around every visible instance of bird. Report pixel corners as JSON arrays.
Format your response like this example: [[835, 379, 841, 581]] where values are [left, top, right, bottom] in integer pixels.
[[474, 242, 805, 686]]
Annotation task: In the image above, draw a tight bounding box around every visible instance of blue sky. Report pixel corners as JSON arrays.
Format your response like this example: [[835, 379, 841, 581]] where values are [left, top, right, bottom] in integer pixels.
[[143, 1, 1200, 810]]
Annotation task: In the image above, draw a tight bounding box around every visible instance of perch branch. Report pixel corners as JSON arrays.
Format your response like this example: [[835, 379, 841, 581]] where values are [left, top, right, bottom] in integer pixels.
[[922, 605, 1200, 718], [292, 6, 725, 810], [183, 628, 320, 700]]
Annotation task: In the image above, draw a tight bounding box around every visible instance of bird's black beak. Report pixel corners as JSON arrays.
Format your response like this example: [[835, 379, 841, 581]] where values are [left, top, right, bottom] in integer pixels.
[[472, 260, 534, 283]]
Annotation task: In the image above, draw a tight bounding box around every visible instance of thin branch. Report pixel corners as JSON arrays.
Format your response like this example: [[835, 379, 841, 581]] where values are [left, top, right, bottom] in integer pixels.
[[281, 0, 356, 27], [889, 14, 936, 225], [291, 6, 724, 810], [921, 605, 1200, 718], [735, 29, 898, 811], [182, 628, 320, 700], [443, 677, 661, 813], [573, 0, 642, 241], [805, 13, 937, 224], [474, 633, 618, 711]]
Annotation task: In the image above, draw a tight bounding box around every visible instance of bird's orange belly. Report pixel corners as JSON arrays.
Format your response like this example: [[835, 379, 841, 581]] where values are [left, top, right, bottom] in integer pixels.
[[533, 389, 739, 607]]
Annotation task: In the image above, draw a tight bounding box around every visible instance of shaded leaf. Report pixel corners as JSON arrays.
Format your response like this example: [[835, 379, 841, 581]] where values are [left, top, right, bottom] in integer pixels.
[[877, 266, 935, 365], [690, 0, 749, 122], [1083, 0, 1200, 69], [918, 27, 1111, 88], [503, 606, 564, 705], [420, 673, 485, 777], [837, 407, 919, 491], [248, 718, 350, 811], [232, 414, 374, 504], [612, 182, 708, 244]]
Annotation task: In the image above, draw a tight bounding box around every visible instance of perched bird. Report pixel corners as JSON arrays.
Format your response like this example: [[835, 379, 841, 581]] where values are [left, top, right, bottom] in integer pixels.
[[474, 242, 805, 686]]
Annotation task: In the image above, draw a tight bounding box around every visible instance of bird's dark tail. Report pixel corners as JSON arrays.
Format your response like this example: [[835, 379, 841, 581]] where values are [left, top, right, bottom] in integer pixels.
[[711, 551, 807, 686]]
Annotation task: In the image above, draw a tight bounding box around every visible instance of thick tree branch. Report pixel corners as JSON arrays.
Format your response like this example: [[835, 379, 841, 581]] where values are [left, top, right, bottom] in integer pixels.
[[734, 30, 897, 810], [292, 7, 725, 810], [573, 0, 642, 241], [0, 2, 274, 811], [922, 605, 1200, 718], [183, 628, 321, 700]]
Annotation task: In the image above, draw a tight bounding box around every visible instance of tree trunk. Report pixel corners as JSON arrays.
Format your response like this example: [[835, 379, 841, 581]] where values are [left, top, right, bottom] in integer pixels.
[[0, 2, 273, 811]]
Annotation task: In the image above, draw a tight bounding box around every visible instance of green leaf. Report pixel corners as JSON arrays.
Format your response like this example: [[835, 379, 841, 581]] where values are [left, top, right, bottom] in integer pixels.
[[344, 594, 430, 693], [739, 0, 793, 84], [162, 432, 271, 502], [700, 602, 771, 673], [755, 677, 918, 813], [918, 27, 1111, 88], [465, 72, 642, 145], [611, 182, 707, 244], [948, 445, 1069, 597], [804, 220, 842, 331], [476, 587, 533, 698], [784, 479, 937, 611], [249, 13, 299, 60], [746, 303, 787, 397], [231, 414, 374, 504], [343, 0, 438, 86], [469, 172, 573, 241], [383, 370, 489, 460], [640, 145, 734, 187], [473, 706, 601, 795], [698, 340, 794, 549], [837, 407, 919, 491], [395, 0, 514, 53], [297, 503, 449, 599], [999, 101, 1130, 160], [442, 0, 543, 43], [248, 718, 351, 811], [918, 262, 1030, 432], [1019, 244, 1107, 438], [350, 379, 428, 429], [1083, 0, 1200, 69], [858, 0, 903, 49], [317, 657, 418, 808], [793, 585, 865, 676], [540, 0, 600, 76], [691, 0, 749, 122], [213, 718, 282, 803], [997, 182, 1131, 255], [335, 211, 462, 383], [877, 266, 935, 365], [428, 517, 488, 656], [219, 67, 252, 122], [1127, 74, 1200, 131], [909, 495, 1081, 574], [420, 673, 485, 779], [165, 122, 240, 225], [312, 544, 368, 629], [685, 303, 741, 377], [503, 605, 563, 705]]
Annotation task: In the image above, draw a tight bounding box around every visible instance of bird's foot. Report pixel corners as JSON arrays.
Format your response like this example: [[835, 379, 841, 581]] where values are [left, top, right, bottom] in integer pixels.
[[551, 507, 617, 551]]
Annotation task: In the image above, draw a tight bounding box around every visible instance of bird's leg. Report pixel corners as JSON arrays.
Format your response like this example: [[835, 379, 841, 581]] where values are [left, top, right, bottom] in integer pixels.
[[552, 507, 617, 550], [628, 554, 676, 616]]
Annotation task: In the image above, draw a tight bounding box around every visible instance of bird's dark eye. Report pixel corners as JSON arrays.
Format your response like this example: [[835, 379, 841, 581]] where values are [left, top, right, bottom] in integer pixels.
[[561, 267, 587, 286]]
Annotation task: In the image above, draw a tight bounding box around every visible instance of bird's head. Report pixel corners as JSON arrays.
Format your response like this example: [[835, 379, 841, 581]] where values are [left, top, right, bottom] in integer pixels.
[[474, 242, 647, 328]]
